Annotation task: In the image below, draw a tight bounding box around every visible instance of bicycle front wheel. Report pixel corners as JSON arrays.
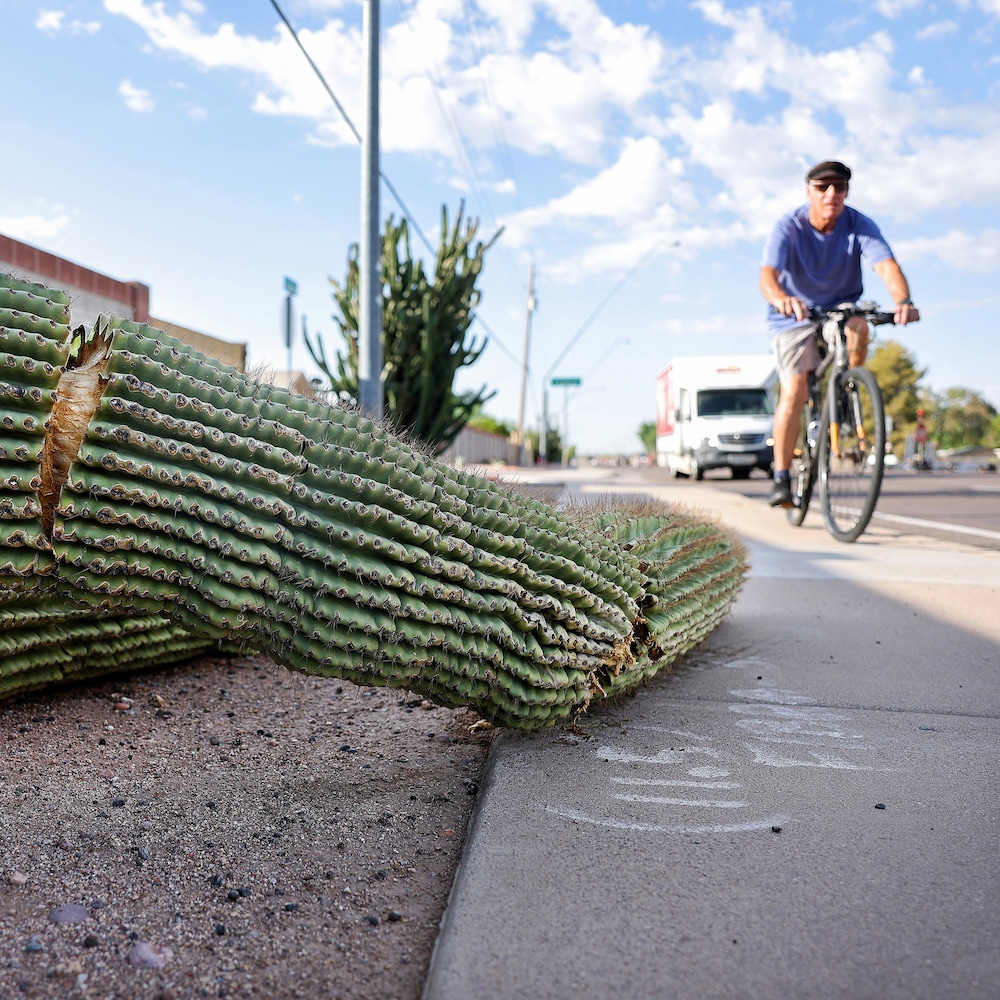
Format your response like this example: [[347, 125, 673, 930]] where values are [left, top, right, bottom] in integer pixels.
[[818, 367, 886, 542]]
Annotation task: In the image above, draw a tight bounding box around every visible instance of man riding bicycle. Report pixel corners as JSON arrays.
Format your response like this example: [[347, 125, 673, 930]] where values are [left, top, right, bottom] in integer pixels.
[[759, 160, 920, 508]]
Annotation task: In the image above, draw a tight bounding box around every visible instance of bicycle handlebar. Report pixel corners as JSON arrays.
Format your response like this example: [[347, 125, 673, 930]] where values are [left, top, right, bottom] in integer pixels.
[[808, 300, 897, 326]]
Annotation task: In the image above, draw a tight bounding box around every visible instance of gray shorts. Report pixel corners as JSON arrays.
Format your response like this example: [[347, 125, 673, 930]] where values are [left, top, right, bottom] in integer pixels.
[[772, 319, 836, 384]]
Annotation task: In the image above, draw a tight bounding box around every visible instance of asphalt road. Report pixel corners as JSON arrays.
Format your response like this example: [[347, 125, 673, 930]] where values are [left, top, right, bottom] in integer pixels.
[[671, 466, 1000, 548], [424, 467, 1000, 1000]]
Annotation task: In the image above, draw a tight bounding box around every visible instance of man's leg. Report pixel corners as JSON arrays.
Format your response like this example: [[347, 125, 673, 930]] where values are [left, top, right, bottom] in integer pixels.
[[846, 316, 870, 369], [769, 371, 809, 507]]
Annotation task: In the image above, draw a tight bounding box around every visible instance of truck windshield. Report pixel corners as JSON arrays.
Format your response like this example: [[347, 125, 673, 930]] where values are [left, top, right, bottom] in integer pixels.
[[697, 389, 772, 417]]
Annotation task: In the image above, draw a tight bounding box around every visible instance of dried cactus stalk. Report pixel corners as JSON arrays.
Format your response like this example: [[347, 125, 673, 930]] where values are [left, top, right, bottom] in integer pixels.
[[0, 275, 747, 728]]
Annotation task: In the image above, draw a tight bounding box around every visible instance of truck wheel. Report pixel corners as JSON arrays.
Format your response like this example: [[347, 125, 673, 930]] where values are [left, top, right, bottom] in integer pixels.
[[692, 459, 704, 481]]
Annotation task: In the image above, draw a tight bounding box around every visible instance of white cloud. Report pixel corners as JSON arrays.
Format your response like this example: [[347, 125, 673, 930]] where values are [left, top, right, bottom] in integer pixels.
[[104, 0, 664, 164], [118, 79, 154, 112], [502, 136, 679, 237], [897, 228, 1000, 272], [916, 20, 959, 39], [873, 0, 922, 17], [0, 213, 70, 242], [98, 0, 1000, 272], [36, 9, 100, 34], [35, 10, 64, 34]]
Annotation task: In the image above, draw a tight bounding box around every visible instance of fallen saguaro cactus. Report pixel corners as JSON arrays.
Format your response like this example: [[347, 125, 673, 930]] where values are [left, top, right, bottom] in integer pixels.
[[0, 273, 747, 728]]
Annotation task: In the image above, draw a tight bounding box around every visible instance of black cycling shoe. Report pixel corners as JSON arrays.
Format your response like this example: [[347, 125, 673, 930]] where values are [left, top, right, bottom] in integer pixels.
[[768, 481, 793, 508]]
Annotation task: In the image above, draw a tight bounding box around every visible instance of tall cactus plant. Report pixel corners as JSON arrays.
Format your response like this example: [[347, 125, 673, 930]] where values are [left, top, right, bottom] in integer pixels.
[[307, 204, 499, 453], [0, 274, 747, 729]]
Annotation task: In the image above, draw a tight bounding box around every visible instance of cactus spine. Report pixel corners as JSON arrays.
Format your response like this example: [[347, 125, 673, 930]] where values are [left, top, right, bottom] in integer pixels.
[[0, 275, 747, 728]]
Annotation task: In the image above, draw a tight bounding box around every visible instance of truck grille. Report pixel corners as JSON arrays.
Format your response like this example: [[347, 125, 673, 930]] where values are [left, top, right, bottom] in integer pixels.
[[718, 433, 766, 447]]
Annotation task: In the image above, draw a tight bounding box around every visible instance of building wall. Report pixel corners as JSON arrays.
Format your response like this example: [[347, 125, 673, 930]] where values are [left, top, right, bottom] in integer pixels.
[[0, 233, 149, 327], [440, 425, 518, 466], [0, 232, 245, 371]]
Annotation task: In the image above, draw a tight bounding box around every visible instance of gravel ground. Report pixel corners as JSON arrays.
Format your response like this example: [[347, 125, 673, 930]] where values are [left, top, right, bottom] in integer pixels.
[[0, 654, 497, 1000]]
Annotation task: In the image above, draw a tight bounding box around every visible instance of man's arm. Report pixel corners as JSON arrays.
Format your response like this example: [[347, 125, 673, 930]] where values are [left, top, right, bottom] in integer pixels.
[[759, 266, 808, 322], [871, 258, 920, 325]]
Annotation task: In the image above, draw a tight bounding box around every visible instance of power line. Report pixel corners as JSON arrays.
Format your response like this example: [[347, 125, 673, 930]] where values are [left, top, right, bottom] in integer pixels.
[[267, 0, 434, 257]]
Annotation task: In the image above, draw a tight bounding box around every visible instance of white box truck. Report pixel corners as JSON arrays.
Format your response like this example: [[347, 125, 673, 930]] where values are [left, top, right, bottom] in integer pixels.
[[655, 355, 777, 479]]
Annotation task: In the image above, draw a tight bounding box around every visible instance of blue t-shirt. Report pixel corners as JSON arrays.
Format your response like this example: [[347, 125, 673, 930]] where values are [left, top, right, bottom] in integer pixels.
[[762, 204, 894, 333]]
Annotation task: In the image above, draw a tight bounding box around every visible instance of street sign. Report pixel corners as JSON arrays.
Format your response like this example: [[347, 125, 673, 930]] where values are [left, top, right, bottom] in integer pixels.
[[284, 276, 298, 296], [551, 377, 581, 387]]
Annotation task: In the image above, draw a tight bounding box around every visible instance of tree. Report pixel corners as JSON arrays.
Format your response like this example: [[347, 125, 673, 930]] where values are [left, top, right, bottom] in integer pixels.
[[867, 339, 926, 453], [638, 421, 657, 458], [928, 388, 997, 450], [306, 204, 501, 454]]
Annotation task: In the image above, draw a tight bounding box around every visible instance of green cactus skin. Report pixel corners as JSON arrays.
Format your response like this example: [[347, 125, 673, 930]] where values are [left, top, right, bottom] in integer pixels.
[[0, 276, 747, 728]]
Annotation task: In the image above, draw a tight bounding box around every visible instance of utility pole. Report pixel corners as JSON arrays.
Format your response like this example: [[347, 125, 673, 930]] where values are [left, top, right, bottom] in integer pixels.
[[358, 0, 383, 418], [515, 263, 536, 465]]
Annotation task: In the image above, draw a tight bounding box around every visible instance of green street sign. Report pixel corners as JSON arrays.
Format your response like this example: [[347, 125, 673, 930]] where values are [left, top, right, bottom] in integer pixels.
[[551, 377, 581, 387], [284, 276, 298, 296]]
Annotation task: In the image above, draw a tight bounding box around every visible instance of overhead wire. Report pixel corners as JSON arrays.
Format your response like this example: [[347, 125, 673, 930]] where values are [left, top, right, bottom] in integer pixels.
[[266, 0, 434, 257]]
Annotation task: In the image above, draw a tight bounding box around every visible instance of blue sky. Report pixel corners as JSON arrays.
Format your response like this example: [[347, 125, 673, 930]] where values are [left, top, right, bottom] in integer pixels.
[[3, 0, 999, 455]]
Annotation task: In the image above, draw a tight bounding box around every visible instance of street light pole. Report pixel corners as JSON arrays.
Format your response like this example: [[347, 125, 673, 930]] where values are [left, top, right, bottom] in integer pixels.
[[515, 263, 536, 465], [358, 0, 383, 419]]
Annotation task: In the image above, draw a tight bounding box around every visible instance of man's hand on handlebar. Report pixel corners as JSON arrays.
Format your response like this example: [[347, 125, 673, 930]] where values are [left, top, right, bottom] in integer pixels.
[[894, 301, 920, 325], [774, 295, 809, 322]]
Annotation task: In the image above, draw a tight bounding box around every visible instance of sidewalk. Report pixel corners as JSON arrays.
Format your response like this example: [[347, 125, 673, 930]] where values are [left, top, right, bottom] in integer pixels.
[[424, 474, 1000, 1000]]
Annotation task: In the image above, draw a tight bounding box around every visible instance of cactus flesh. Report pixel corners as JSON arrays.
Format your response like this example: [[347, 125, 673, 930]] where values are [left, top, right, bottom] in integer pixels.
[[0, 275, 747, 728]]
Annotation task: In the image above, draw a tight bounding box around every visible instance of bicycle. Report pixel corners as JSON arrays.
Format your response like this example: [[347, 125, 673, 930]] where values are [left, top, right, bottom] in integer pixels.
[[785, 301, 896, 542]]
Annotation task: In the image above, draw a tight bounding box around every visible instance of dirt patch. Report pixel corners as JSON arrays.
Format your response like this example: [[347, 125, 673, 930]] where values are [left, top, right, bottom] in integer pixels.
[[0, 654, 496, 999]]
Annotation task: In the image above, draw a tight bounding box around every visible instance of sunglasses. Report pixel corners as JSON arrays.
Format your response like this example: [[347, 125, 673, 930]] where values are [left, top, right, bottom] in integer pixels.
[[810, 180, 848, 193]]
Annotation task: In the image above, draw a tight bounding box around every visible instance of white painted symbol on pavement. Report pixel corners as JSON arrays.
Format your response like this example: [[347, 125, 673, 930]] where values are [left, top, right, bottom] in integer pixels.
[[544, 660, 875, 835]]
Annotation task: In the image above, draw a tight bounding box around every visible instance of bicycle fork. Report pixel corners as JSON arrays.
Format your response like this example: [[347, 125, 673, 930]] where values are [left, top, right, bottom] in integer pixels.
[[829, 377, 867, 462]]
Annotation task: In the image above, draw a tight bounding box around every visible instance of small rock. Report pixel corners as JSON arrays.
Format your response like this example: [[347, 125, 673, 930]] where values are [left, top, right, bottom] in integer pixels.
[[127, 941, 174, 969], [875, 803, 886, 810], [284, 902, 299, 912], [215, 923, 226, 936], [8, 871, 29, 887], [83, 934, 100, 948], [366, 914, 380, 926], [388, 911, 403, 922], [49, 904, 91, 924], [24, 936, 44, 953], [111, 798, 126, 808]]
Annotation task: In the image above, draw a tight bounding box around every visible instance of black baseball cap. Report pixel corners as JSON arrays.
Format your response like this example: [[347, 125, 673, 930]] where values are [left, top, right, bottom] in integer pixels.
[[806, 160, 851, 183]]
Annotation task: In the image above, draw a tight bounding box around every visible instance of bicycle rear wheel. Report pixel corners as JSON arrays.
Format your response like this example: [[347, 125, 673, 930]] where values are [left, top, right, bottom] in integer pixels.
[[785, 407, 816, 527], [818, 367, 885, 542]]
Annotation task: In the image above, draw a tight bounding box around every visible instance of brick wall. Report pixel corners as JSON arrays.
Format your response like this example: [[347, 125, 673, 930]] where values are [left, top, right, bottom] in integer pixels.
[[0, 233, 149, 321]]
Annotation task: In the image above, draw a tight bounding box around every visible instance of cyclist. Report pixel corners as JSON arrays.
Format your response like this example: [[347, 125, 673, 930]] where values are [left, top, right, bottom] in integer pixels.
[[759, 160, 920, 508]]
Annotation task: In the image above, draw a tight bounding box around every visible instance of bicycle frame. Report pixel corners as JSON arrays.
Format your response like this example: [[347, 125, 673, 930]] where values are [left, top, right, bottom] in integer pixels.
[[786, 301, 894, 541]]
